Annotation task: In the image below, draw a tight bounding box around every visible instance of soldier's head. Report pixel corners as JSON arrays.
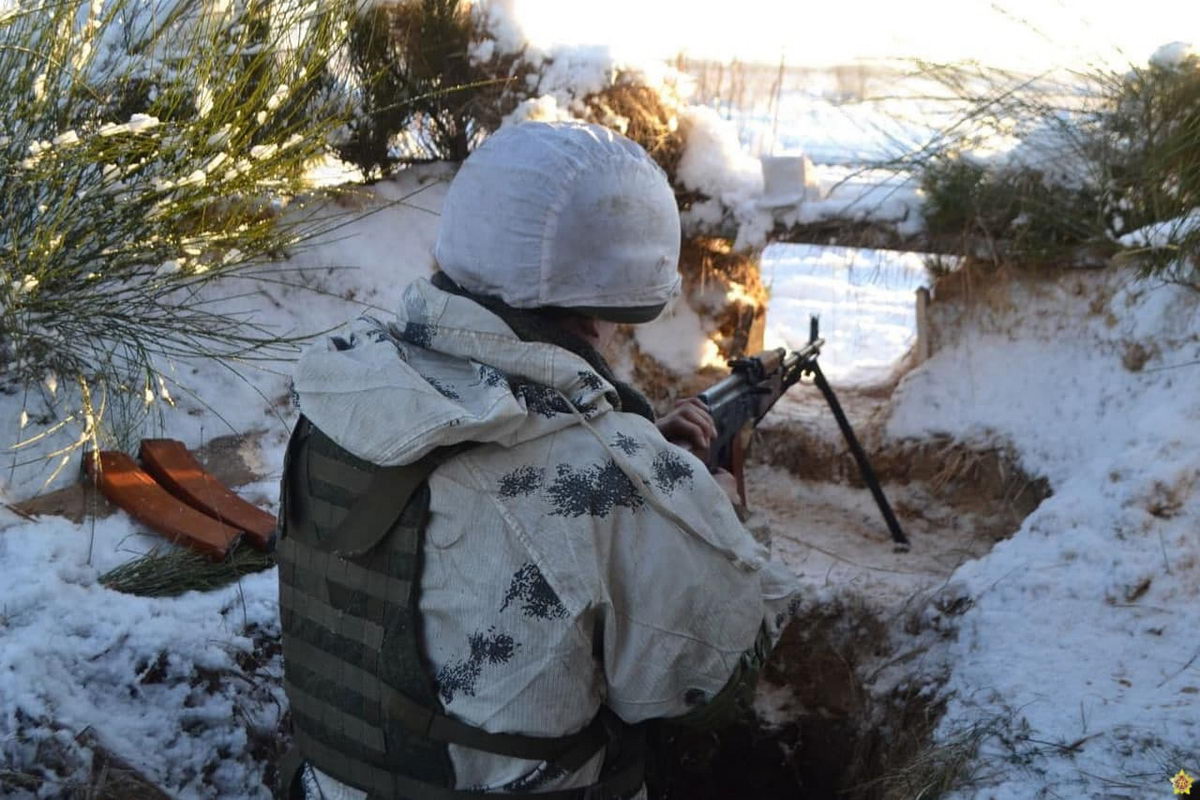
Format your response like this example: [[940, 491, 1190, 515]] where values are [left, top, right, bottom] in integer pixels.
[[434, 121, 682, 348]]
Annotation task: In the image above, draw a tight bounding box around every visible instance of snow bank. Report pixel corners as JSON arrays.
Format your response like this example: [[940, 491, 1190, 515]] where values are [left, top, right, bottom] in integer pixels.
[[1149, 41, 1197, 69], [677, 106, 763, 208], [631, 297, 722, 374], [0, 509, 283, 797], [1118, 207, 1200, 249], [887, 272, 1200, 797]]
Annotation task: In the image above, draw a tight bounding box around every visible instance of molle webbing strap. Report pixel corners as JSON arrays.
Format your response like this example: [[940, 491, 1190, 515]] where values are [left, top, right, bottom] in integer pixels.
[[277, 419, 625, 800], [383, 685, 606, 762], [293, 714, 646, 800], [278, 418, 456, 789]]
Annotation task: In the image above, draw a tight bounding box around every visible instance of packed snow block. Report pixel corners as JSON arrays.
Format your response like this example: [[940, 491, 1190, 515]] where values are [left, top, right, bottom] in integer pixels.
[[758, 155, 822, 208], [139, 439, 276, 550], [83, 450, 241, 560]]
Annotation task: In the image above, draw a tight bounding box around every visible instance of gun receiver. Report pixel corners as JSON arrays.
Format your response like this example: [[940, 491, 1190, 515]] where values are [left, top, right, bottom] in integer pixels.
[[696, 316, 909, 550], [697, 338, 824, 476]]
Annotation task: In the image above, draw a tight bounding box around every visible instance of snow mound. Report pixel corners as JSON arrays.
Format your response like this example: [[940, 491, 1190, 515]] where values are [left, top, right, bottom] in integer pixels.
[[0, 510, 284, 797], [1118, 208, 1200, 249], [887, 271, 1200, 797], [1150, 41, 1198, 70]]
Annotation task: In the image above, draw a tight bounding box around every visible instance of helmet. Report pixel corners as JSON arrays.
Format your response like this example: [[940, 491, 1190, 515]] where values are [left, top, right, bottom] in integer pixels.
[[434, 121, 682, 323]]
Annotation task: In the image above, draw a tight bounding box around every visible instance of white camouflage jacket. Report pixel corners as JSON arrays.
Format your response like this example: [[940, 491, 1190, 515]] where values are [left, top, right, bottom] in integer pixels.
[[291, 277, 802, 798]]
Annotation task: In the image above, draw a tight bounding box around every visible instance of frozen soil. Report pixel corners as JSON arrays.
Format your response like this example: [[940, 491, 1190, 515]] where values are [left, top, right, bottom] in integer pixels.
[[652, 383, 1051, 800], [753, 381, 1048, 609]]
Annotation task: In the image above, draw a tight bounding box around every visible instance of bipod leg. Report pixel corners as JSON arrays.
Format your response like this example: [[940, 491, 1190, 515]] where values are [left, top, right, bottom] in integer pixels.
[[807, 361, 910, 550]]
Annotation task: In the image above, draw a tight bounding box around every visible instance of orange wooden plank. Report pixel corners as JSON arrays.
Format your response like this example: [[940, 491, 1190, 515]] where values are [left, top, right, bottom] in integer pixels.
[[83, 451, 240, 560], [139, 439, 275, 550]]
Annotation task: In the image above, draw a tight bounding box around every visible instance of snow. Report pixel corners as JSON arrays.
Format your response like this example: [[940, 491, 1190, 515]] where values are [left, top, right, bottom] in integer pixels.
[[1149, 41, 1197, 69], [677, 106, 764, 209], [0, 512, 284, 797], [1118, 208, 1200, 249], [753, 464, 1001, 605], [632, 297, 721, 373], [0, 164, 456, 796], [761, 244, 930, 385], [886, 271, 1200, 797]]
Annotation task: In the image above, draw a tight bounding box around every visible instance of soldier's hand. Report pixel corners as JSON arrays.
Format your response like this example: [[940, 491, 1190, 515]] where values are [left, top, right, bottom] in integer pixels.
[[655, 397, 717, 459]]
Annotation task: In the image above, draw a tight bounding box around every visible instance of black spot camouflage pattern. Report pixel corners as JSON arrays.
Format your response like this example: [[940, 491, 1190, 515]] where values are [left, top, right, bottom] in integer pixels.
[[478, 364, 508, 388], [425, 376, 461, 400], [576, 371, 603, 391], [500, 563, 568, 620], [611, 432, 643, 455], [435, 627, 519, 705], [546, 460, 644, 518], [360, 315, 391, 344], [498, 465, 544, 498], [652, 449, 694, 493], [513, 382, 572, 418], [400, 321, 436, 349]]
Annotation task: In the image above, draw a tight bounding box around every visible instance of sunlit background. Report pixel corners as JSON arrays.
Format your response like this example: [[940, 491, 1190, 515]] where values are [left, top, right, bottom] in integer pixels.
[[504, 0, 1199, 70]]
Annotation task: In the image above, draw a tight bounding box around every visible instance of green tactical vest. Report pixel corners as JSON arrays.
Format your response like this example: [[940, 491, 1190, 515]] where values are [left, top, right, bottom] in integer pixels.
[[274, 417, 645, 800]]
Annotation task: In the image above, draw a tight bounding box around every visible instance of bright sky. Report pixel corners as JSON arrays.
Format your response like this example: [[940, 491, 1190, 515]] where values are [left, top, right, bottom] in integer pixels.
[[509, 0, 1200, 71]]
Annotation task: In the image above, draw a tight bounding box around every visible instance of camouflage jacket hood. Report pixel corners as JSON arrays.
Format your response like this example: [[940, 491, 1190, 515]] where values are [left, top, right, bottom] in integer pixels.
[[293, 277, 619, 467]]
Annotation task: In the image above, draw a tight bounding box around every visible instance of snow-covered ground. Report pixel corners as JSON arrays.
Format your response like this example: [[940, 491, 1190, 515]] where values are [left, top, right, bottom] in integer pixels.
[[3, 156, 1199, 798], [3, 8, 1198, 792], [0, 167, 453, 797], [885, 272, 1200, 797], [761, 243, 929, 385]]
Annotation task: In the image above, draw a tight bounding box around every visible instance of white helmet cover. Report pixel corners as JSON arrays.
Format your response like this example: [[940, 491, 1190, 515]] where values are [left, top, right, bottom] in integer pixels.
[[434, 122, 682, 322]]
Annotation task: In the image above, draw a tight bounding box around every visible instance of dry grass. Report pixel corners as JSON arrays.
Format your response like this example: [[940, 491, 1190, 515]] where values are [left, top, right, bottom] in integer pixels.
[[680, 236, 768, 360], [853, 715, 1004, 800], [0, 718, 172, 800], [582, 78, 687, 181]]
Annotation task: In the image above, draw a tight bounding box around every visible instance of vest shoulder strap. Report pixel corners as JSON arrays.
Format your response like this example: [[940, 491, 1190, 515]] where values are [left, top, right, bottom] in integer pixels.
[[277, 418, 641, 800]]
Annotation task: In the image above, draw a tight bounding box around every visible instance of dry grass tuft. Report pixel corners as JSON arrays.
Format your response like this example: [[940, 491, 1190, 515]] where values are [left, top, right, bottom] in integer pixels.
[[0, 717, 172, 799], [679, 236, 768, 361], [582, 79, 687, 181], [854, 715, 1004, 800]]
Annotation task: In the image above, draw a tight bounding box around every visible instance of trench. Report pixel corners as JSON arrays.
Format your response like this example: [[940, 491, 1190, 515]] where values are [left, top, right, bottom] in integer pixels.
[[645, 385, 1051, 800]]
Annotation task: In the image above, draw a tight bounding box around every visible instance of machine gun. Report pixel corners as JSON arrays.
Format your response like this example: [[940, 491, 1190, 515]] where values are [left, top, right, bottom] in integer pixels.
[[697, 316, 909, 550]]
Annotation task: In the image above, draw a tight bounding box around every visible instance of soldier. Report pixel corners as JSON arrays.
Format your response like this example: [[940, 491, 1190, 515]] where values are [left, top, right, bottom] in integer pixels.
[[275, 121, 801, 799]]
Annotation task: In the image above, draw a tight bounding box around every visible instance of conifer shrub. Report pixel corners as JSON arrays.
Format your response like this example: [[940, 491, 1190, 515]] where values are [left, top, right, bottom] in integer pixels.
[[912, 53, 1199, 286], [1099, 53, 1200, 285], [332, 0, 525, 178], [919, 156, 1107, 267], [0, 0, 357, 475]]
